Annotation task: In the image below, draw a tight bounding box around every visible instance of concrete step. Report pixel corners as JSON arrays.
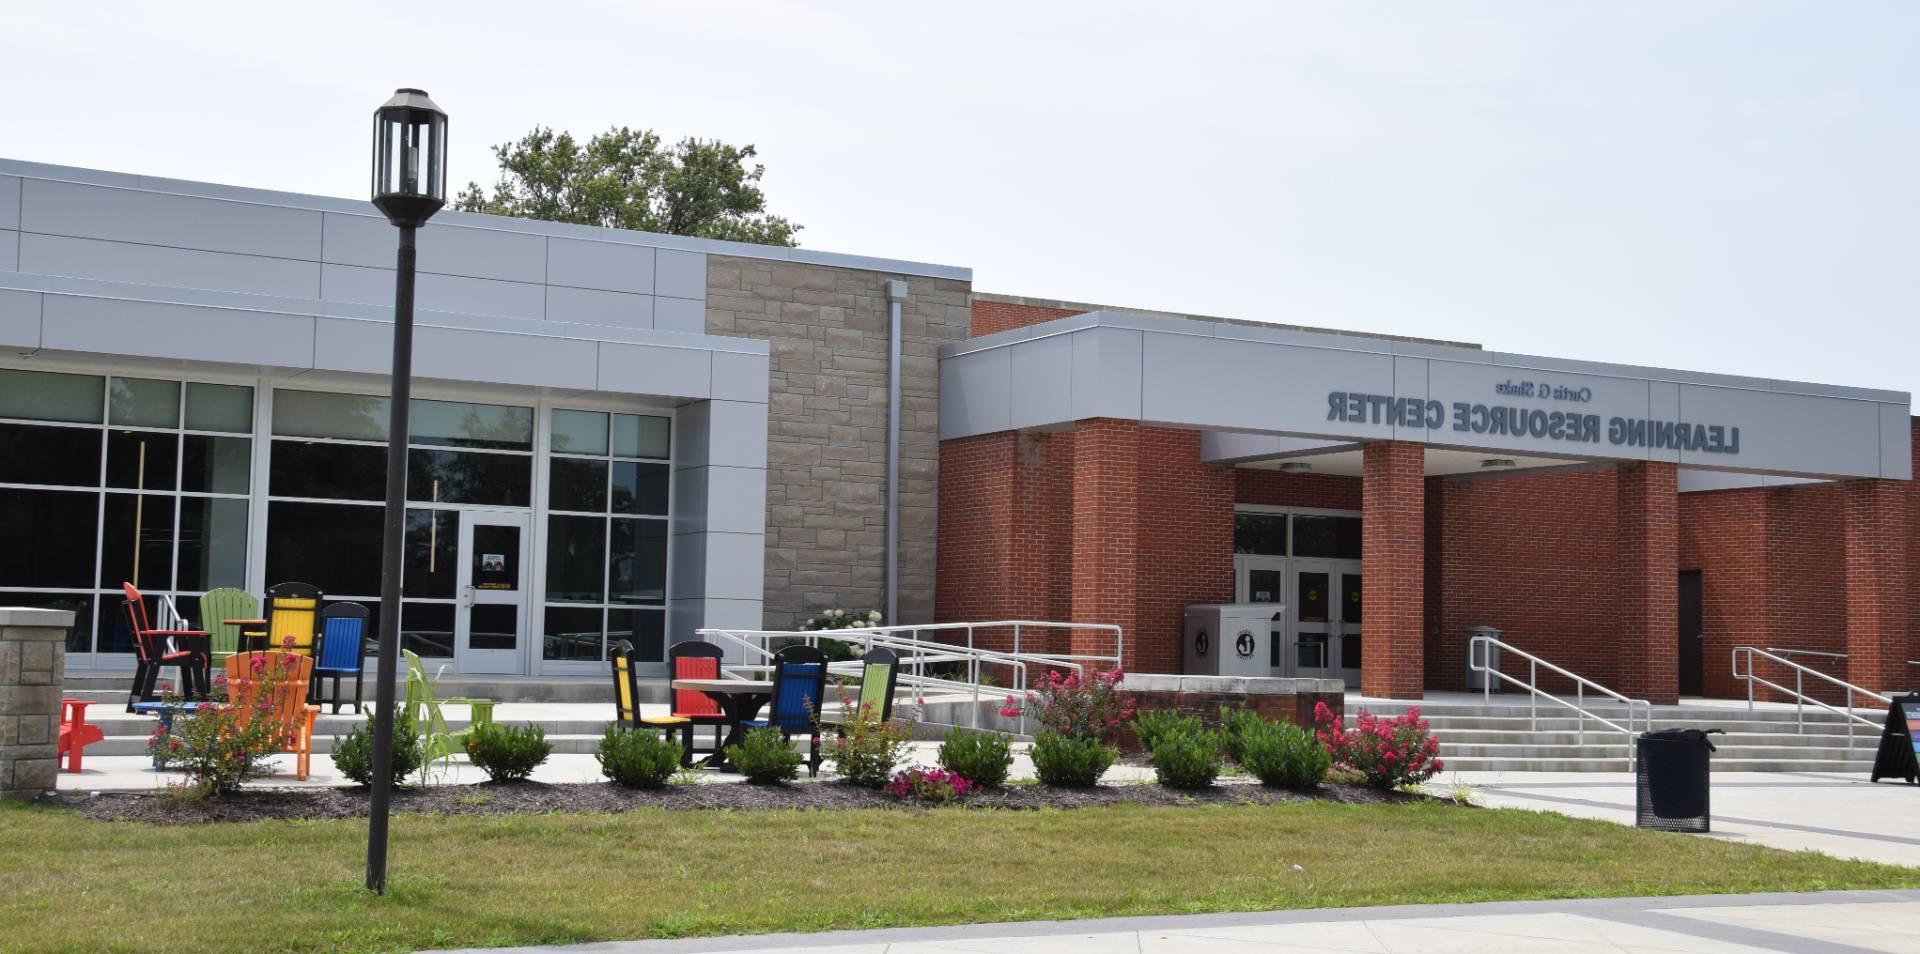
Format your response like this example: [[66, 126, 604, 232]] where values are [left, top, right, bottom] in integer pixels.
[[1436, 756, 1875, 773], [88, 732, 618, 758], [1426, 728, 1873, 746], [1419, 717, 1866, 736]]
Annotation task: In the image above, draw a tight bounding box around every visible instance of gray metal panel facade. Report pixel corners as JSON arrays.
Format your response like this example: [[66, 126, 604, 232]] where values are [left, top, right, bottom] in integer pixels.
[[940, 310, 1913, 481]]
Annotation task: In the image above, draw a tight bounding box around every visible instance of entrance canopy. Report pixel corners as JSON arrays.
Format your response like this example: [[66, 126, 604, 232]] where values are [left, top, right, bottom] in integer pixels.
[[940, 310, 1911, 482]]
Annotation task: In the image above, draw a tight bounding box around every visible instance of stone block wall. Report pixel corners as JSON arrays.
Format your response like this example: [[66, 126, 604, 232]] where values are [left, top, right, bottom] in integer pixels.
[[1, 608, 73, 800], [1116, 674, 1344, 753], [705, 255, 972, 629]]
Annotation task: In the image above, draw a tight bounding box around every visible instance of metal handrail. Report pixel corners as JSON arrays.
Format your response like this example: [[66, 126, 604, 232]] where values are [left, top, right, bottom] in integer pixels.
[[1469, 634, 1652, 765], [696, 620, 1124, 735], [1731, 646, 1889, 752], [1765, 647, 1848, 662]]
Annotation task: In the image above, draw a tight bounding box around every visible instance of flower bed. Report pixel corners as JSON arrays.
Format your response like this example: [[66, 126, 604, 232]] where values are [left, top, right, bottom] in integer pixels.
[[43, 776, 1429, 825]]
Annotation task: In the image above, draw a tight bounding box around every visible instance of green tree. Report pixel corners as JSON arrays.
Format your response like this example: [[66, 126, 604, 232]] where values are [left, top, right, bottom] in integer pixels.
[[454, 126, 800, 246]]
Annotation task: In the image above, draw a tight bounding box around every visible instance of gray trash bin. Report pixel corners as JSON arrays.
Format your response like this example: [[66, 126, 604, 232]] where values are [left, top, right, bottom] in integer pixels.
[[1466, 625, 1502, 692]]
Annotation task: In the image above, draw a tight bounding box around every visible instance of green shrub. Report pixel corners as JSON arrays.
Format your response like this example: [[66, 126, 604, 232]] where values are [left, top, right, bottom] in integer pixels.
[[1217, 706, 1265, 763], [727, 726, 804, 785], [331, 710, 423, 787], [463, 723, 551, 782], [937, 728, 1014, 787], [1150, 727, 1222, 789], [1030, 730, 1117, 788], [1239, 718, 1331, 789], [1131, 709, 1202, 754], [596, 725, 682, 789], [826, 686, 914, 788]]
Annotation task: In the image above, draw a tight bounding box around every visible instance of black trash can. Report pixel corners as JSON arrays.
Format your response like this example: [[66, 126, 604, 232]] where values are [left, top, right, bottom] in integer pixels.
[[1635, 728, 1723, 832]]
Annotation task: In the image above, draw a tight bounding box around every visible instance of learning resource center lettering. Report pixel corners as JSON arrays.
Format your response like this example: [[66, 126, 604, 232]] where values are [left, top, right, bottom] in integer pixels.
[[1326, 387, 1743, 456]]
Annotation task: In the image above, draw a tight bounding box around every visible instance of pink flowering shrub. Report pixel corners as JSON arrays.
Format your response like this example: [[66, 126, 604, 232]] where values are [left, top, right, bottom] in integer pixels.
[[999, 669, 1135, 742], [1313, 701, 1444, 789], [885, 767, 973, 803], [170, 652, 303, 796]]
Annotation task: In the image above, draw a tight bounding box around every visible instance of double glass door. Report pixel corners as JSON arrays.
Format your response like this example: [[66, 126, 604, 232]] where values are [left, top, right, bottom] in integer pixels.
[[1236, 556, 1363, 687]]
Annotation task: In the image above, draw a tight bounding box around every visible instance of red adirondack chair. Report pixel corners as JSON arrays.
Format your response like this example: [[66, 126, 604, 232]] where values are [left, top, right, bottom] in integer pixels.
[[57, 699, 103, 773], [121, 582, 211, 711]]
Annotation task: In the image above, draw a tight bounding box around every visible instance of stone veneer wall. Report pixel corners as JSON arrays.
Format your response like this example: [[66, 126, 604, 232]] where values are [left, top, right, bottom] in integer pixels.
[[1, 608, 73, 800], [1114, 675, 1345, 753], [704, 255, 972, 629]]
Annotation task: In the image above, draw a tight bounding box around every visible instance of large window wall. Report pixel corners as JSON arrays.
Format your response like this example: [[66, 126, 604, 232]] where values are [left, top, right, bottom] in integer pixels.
[[1, 363, 675, 673], [0, 368, 253, 656], [543, 409, 670, 666]]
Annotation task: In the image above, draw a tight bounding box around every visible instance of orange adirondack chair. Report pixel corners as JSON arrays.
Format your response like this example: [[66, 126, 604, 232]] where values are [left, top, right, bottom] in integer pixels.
[[57, 699, 103, 773], [224, 652, 319, 781]]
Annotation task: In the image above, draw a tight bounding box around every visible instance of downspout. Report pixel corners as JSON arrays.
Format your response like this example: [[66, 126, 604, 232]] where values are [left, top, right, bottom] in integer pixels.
[[884, 279, 908, 626]]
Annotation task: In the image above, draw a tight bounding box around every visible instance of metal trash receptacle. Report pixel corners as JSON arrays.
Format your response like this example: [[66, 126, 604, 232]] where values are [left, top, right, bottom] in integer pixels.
[[1635, 728, 1724, 832]]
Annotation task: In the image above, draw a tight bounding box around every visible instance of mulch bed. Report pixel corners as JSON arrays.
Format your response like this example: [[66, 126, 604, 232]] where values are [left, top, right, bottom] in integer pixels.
[[41, 777, 1427, 825]]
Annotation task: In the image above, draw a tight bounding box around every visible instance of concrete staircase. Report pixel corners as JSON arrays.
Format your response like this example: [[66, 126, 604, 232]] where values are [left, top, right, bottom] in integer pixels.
[[1357, 697, 1883, 773]]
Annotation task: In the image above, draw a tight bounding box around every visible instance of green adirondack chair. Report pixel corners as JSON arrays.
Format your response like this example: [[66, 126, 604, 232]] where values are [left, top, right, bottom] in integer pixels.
[[197, 588, 258, 666], [403, 650, 494, 764]]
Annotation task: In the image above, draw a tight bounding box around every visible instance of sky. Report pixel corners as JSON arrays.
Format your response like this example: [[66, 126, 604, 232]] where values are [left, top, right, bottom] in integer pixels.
[[1, 1, 1913, 395]]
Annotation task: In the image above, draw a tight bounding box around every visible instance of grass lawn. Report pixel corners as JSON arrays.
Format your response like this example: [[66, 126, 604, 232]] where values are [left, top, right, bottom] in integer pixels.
[[3, 798, 1916, 953]]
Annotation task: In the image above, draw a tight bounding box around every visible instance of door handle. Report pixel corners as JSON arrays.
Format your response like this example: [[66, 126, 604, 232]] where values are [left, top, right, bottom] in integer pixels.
[[461, 584, 475, 608]]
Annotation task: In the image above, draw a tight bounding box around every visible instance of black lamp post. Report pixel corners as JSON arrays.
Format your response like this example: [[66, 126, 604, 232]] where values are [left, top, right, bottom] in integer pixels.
[[365, 87, 447, 895]]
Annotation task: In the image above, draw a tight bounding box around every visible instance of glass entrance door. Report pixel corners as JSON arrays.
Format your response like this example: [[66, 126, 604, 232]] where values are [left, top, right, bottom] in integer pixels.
[[1290, 561, 1364, 686], [456, 511, 529, 674]]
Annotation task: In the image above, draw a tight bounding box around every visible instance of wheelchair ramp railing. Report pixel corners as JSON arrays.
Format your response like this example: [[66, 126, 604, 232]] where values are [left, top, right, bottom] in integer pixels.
[[1732, 646, 1890, 753], [695, 620, 1123, 735], [1470, 633, 1653, 767]]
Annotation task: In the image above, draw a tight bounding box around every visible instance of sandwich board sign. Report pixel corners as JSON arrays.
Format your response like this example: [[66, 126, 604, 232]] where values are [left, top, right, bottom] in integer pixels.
[[1868, 692, 1920, 785]]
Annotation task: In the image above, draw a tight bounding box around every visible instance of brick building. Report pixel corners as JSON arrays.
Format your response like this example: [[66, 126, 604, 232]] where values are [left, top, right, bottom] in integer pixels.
[[938, 296, 1917, 704], [0, 158, 1910, 703]]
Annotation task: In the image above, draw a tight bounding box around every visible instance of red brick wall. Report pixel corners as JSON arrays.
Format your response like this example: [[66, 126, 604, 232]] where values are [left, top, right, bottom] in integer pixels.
[[970, 299, 1083, 337], [1234, 470, 1362, 510], [1844, 478, 1910, 693], [1361, 441, 1426, 699], [1617, 462, 1679, 703], [1428, 469, 1621, 693], [936, 419, 1232, 673], [1677, 488, 1770, 698]]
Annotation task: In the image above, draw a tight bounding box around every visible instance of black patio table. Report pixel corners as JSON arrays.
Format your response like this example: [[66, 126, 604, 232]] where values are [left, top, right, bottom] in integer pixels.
[[671, 678, 772, 771]]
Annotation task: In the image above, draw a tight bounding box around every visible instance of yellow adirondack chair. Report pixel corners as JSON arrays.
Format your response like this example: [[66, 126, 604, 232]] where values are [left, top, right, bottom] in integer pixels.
[[225, 651, 319, 780], [262, 582, 322, 656]]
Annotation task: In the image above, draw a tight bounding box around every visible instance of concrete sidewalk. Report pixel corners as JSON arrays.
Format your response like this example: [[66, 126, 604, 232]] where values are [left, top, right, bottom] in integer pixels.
[[1445, 769, 1920, 868], [428, 889, 1920, 954]]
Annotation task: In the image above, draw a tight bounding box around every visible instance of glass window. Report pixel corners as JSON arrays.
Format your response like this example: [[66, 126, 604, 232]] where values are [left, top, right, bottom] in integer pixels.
[[402, 602, 454, 658], [0, 490, 98, 588], [608, 518, 668, 605], [270, 441, 386, 500], [612, 461, 669, 515], [543, 605, 604, 662], [0, 592, 97, 654], [108, 377, 181, 428], [106, 431, 179, 491], [549, 458, 607, 512], [1296, 571, 1330, 623], [468, 604, 519, 651], [0, 423, 102, 486], [101, 493, 176, 591], [1247, 568, 1281, 604], [471, 525, 522, 591], [185, 383, 254, 433], [550, 409, 608, 455], [612, 414, 670, 459], [0, 369, 104, 423], [410, 399, 533, 451], [272, 390, 389, 441], [175, 497, 248, 591], [1292, 515, 1361, 559], [1343, 573, 1363, 625], [1233, 513, 1287, 555], [265, 501, 384, 596], [545, 515, 606, 603], [406, 449, 530, 507], [404, 509, 459, 600], [609, 608, 665, 662], [181, 436, 251, 494]]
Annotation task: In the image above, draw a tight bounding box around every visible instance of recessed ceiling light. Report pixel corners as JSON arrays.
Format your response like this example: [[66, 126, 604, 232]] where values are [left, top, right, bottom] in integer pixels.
[[1278, 461, 1313, 473], [1481, 458, 1517, 470]]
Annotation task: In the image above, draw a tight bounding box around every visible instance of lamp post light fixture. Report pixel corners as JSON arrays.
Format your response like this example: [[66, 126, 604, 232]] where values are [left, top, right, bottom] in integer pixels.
[[365, 87, 447, 895]]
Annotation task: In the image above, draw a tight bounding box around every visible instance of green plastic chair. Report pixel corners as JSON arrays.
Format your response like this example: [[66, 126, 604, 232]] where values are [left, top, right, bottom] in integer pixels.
[[856, 647, 899, 721], [196, 588, 258, 666], [403, 649, 494, 763]]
